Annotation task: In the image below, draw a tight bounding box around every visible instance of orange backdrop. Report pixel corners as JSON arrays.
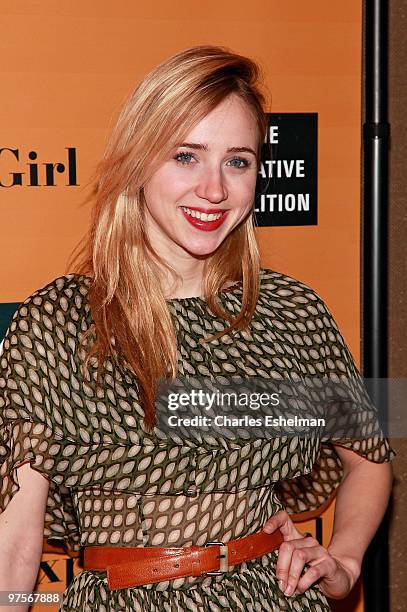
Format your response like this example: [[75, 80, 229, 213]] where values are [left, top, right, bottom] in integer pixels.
[[1, 2, 363, 611]]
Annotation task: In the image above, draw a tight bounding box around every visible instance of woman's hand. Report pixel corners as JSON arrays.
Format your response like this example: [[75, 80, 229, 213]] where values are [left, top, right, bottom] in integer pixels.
[[262, 510, 360, 600]]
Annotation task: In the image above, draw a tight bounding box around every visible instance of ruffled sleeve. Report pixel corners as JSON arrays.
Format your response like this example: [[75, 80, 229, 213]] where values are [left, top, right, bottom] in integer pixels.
[[275, 291, 396, 519], [0, 281, 81, 556]]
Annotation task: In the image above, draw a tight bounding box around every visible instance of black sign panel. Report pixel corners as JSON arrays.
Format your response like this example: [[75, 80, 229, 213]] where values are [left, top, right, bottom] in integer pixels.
[[254, 113, 318, 226]]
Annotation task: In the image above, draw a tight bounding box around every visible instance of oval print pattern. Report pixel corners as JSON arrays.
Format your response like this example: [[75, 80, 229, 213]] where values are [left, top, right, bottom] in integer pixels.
[[0, 270, 395, 611]]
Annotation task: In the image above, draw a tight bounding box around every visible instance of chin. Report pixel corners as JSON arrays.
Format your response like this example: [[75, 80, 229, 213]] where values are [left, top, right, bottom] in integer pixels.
[[179, 238, 225, 258]]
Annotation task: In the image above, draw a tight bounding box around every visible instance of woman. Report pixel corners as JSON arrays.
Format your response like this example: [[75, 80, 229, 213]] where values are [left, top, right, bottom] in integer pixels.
[[0, 45, 395, 611]]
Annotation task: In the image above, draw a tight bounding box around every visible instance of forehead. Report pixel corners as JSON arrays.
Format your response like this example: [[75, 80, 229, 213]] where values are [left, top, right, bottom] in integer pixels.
[[184, 95, 258, 145]]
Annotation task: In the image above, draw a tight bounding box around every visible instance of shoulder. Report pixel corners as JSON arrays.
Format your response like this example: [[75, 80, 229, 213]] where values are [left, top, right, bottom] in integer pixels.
[[0, 274, 94, 415], [10, 273, 91, 322], [259, 267, 327, 310], [258, 267, 342, 334], [1, 274, 93, 354], [20, 273, 91, 308]]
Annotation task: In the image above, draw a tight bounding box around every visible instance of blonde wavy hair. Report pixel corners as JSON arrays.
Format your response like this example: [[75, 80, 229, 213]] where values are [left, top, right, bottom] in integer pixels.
[[68, 45, 269, 431]]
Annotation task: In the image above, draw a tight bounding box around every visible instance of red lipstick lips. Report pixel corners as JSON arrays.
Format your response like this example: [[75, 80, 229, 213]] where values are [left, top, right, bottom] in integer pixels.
[[180, 206, 228, 232]]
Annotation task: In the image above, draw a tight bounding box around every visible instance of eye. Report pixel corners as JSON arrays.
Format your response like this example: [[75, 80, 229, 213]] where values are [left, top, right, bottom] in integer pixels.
[[173, 151, 196, 165], [228, 157, 251, 169]]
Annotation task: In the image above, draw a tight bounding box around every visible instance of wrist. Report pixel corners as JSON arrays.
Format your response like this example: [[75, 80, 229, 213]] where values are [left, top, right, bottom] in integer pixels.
[[327, 548, 361, 588]]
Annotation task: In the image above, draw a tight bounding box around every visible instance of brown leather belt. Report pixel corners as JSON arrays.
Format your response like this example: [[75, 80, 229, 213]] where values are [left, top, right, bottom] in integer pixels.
[[83, 529, 284, 590]]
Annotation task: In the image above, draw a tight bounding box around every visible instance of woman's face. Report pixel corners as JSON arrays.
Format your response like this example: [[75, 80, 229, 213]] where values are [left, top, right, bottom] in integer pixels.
[[143, 93, 259, 260]]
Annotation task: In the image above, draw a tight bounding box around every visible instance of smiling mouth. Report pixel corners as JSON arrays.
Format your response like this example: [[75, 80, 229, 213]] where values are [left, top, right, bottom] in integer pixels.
[[180, 206, 226, 221], [179, 206, 229, 231]]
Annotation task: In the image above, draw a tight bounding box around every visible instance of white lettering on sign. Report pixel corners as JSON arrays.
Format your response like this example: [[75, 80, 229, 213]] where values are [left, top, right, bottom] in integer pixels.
[[255, 193, 310, 213], [258, 159, 305, 179], [263, 126, 279, 144]]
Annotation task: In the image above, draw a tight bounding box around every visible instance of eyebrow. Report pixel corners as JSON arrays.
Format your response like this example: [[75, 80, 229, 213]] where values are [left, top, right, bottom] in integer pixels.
[[177, 142, 257, 157]]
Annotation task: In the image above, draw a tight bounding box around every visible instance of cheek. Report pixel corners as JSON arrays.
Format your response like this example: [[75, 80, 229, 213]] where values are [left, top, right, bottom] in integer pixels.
[[143, 178, 169, 215], [234, 177, 257, 209], [144, 170, 189, 207]]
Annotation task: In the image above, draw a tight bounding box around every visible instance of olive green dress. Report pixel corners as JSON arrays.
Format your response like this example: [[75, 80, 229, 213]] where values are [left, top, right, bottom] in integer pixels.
[[0, 269, 395, 612]]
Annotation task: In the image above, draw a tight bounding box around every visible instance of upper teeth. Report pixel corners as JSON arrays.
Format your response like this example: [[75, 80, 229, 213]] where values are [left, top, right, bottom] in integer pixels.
[[181, 207, 224, 221]]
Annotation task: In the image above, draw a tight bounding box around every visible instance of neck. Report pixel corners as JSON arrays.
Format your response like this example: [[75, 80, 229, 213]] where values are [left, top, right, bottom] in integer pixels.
[[162, 255, 206, 299], [146, 224, 206, 299]]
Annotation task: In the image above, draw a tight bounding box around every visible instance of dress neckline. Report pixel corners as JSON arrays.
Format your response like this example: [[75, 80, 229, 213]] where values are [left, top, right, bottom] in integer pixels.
[[80, 273, 246, 304], [165, 279, 243, 304]]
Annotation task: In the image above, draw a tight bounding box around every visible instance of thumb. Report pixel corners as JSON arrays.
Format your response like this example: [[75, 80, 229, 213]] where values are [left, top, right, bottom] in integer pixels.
[[262, 510, 297, 538]]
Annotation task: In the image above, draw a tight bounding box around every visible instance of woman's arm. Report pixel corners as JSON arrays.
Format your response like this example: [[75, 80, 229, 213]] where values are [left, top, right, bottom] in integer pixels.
[[0, 462, 49, 612], [263, 445, 393, 599], [326, 444, 393, 578]]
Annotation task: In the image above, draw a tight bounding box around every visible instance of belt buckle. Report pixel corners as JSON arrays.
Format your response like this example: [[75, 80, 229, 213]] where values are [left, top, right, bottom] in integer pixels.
[[204, 540, 229, 575]]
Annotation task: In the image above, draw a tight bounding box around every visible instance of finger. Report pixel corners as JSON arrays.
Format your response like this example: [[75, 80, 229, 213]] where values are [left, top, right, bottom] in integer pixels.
[[288, 536, 319, 549], [263, 510, 302, 540], [275, 539, 296, 593], [282, 546, 321, 597], [263, 510, 289, 533], [284, 547, 312, 596], [275, 535, 319, 592], [296, 556, 337, 594]]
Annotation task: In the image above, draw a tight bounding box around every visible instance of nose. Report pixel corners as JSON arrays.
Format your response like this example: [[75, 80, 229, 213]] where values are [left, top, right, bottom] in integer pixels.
[[195, 165, 228, 204]]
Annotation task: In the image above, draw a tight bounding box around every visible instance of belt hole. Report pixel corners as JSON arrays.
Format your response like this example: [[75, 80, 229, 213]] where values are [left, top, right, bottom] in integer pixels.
[[174, 563, 180, 568], [153, 568, 158, 572]]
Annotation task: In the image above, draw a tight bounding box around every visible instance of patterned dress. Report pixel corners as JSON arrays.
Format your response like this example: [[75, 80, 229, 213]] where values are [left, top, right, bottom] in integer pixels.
[[0, 269, 395, 612]]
